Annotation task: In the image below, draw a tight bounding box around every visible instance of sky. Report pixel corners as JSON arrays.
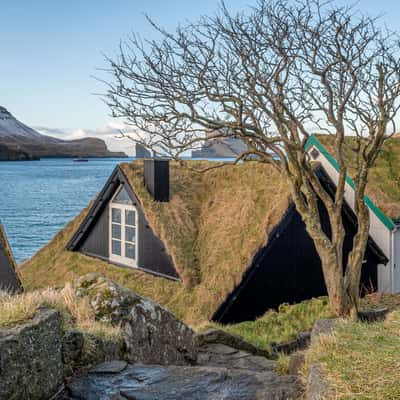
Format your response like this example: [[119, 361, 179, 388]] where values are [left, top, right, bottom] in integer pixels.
[[1, 0, 400, 154]]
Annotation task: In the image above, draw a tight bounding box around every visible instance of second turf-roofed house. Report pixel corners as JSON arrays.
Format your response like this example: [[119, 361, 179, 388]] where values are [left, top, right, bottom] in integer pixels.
[[20, 154, 388, 325], [0, 222, 23, 294]]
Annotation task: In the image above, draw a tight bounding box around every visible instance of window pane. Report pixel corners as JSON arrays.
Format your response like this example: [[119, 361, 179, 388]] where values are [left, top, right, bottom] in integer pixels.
[[112, 223, 121, 240], [113, 186, 133, 205], [125, 210, 135, 226], [125, 226, 136, 243], [126, 243, 135, 259], [112, 208, 121, 223], [112, 240, 121, 256]]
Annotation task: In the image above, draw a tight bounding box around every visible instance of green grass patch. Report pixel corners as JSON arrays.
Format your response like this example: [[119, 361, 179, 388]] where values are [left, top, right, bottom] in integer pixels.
[[204, 297, 332, 351], [304, 310, 400, 399]]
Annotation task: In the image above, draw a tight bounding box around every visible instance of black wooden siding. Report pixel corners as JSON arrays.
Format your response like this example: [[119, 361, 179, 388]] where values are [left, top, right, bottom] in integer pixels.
[[73, 168, 179, 280], [0, 244, 22, 293], [213, 167, 386, 324], [79, 204, 109, 258], [213, 203, 381, 323]]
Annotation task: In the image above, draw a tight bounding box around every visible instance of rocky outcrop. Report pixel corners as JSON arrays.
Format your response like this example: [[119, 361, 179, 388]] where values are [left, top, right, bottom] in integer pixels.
[[0, 143, 38, 160], [197, 343, 277, 372], [59, 362, 303, 400], [358, 307, 389, 322], [0, 308, 63, 400], [306, 319, 338, 399], [306, 363, 334, 400], [272, 331, 311, 355], [195, 328, 271, 358], [74, 273, 197, 365], [0, 276, 306, 399]]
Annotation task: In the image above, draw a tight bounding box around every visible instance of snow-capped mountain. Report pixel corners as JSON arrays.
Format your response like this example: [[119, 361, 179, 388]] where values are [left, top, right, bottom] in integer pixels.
[[0, 106, 127, 160], [0, 106, 47, 141]]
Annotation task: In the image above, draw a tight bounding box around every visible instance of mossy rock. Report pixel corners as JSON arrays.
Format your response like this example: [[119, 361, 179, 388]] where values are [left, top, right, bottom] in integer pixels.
[[74, 273, 140, 325]]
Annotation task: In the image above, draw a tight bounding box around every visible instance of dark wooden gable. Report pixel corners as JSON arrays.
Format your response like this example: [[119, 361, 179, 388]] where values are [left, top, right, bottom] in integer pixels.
[[0, 224, 23, 294], [67, 166, 179, 280], [213, 167, 387, 324]]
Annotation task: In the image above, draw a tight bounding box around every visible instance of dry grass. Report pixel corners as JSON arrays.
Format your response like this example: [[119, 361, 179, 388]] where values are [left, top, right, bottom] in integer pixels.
[[303, 310, 400, 399], [316, 134, 400, 220], [0, 284, 121, 340], [21, 160, 290, 325]]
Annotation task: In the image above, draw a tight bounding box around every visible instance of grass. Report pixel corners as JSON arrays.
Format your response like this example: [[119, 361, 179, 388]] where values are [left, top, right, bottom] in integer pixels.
[[303, 310, 400, 399], [0, 284, 121, 340], [199, 293, 400, 354], [316, 134, 400, 220], [21, 160, 291, 325], [203, 297, 332, 351]]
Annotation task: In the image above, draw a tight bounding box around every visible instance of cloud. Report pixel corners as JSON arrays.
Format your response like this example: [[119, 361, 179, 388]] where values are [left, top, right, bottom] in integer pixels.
[[34, 122, 138, 155]]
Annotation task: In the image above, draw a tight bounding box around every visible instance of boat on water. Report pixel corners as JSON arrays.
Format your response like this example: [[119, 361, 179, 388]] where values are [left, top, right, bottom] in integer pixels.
[[73, 158, 89, 162]]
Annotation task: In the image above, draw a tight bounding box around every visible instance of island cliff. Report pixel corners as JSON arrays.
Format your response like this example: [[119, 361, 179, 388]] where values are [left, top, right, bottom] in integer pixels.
[[0, 106, 127, 160]]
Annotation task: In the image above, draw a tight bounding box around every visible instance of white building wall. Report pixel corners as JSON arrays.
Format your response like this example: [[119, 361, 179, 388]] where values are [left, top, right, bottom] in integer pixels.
[[392, 229, 400, 293], [307, 144, 394, 293]]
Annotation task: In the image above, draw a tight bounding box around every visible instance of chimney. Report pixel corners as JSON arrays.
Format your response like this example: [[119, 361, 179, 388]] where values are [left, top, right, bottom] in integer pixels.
[[144, 159, 170, 202]]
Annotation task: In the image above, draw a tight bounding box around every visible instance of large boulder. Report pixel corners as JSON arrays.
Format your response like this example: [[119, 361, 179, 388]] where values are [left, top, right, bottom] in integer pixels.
[[74, 273, 197, 365], [0, 308, 63, 400], [61, 363, 303, 400]]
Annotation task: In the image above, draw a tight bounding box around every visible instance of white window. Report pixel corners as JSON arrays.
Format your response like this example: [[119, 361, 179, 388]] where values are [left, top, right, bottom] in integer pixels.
[[109, 186, 138, 267]]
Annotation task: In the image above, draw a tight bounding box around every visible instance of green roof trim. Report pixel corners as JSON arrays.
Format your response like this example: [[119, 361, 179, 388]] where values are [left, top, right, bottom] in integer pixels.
[[305, 135, 395, 231]]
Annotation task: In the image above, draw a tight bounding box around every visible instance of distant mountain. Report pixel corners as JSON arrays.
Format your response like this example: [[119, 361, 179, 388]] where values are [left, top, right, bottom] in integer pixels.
[[192, 129, 248, 158], [135, 143, 151, 158], [0, 107, 127, 160]]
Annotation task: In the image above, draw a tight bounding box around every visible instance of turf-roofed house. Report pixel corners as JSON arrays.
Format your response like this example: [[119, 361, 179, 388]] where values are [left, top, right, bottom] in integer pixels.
[[306, 134, 400, 295], [20, 151, 388, 325], [0, 222, 23, 294]]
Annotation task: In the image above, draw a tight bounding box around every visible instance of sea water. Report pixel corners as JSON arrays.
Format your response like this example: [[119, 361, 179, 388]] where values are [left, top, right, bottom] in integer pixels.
[[0, 157, 235, 263], [0, 158, 129, 263]]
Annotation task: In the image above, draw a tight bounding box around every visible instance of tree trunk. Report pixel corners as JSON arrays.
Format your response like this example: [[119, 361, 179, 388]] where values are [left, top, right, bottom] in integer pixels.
[[317, 246, 353, 317]]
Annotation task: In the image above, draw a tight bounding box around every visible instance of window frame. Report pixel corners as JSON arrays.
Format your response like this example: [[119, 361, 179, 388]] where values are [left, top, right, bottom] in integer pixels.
[[109, 186, 138, 267]]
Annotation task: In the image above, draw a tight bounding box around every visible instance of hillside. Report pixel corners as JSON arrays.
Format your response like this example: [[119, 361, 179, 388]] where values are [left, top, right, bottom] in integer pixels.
[[0, 106, 127, 159]]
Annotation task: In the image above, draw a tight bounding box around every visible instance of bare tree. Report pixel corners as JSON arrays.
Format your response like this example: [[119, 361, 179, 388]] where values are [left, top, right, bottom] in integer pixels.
[[103, 0, 400, 317]]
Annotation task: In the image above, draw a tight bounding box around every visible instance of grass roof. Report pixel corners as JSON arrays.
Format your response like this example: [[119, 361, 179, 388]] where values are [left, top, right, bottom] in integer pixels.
[[315, 134, 400, 221], [20, 160, 290, 325]]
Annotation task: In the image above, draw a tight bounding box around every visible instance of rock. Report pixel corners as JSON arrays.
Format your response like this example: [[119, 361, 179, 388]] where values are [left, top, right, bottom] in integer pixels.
[[272, 331, 311, 355], [90, 360, 128, 374], [197, 343, 276, 372], [288, 351, 306, 375], [195, 328, 271, 357], [75, 274, 197, 366], [62, 329, 84, 365], [74, 273, 140, 325], [123, 295, 196, 365], [0, 308, 63, 400], [311, 319, 337, 345], [79, 334, 125, 366], [306, 363, 334, 400], [358, 307, 389, 323], [60, 363, 303, 400]]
